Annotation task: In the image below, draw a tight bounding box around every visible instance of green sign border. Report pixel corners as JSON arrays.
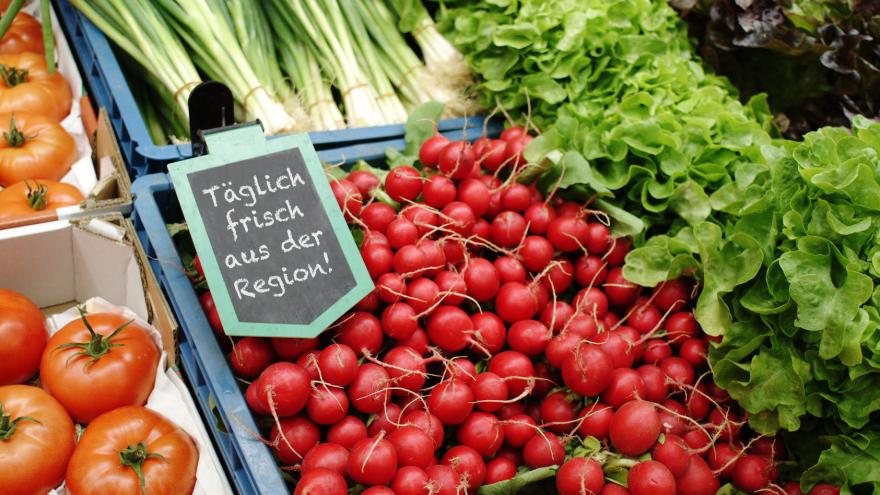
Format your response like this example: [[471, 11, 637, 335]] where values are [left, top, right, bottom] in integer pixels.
[[169, 123, 373, 337]]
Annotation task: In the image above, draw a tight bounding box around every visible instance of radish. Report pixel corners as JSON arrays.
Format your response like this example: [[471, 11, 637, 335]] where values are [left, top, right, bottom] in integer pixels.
[[523, 432, 565, 468], [470, 312, 507, 356], [487, 350, 536, 397], [567, 314, 599, 339], [539, 301, 575, 333], [556, 458, 604, 495], [652, 279, 691, 312], [545, 332, 581, 369], [418, 240, 446, 275], [441, 201, 477, 235], [657, 399, 687, 436], [438, 141, 476, 179], [472, 372, 509, 413], [245, 381, 269, 415], [480, 139, 507, 172], [406, 278, 440, 313], [636, 365, 669, 402], [385, 166, 423, 202], [707, 442, 739, 478], [434, 270, 467, 305], [603, 268, 639, 307], [427, 306, 473, 352], [666, 312, 699, 344], [547, 216, 589, 252], [676, 455, 720, 495], [427, 379, 474, 425], [294, 467, 347, 495], [326, 416, 367, 449], [456, 412, 504, 456], [524, 203, 556, 235], [752, 436, 784, 459], [362, 230, 390, 248], [539, 390, 579, 434], [485, 457, 517, 484], [651, 434, 692, 478], [573, 287, 609, 319], [500, 126, 527, 143], [642, 340, 672, 365], [297, 350, 321, 379], [347, 170, 380, 196], [255, 362, 311, 416], [301, 443, 350, 475], [347, 434, 398, 486], [420, 135, 449, 168], [330, 178, 362, 219], [683, 429, 712, 451], [382, 346, 427, 395], [354, 290, 380, 312], [628, 302, 662, 334], [785, 482, 805, 495], [608, 400, 661, 456], [627, 461, 675, 495], [381, 302, 418, 340], [427, 465, 460, 495], [574, 255, 608, 287], [441, 445, 486, 490], [402, 204, 440, 236], [507, 319, 551, 356], [539, 257, 575, 293], [679, 338, 707, 367], [660, 357, 696, 391], [707, 406, 741, 442], [389, 426, 436, 469], [402, 410, 445, 449], [392, 466, 431, 495], [368, 403, 402, 436], [600, 485, 630, 495], [561, 344, 613, 397], [348, 363, 390, 414], [490, 211, 528, 248], [585, 223, 611, 254], [604, 238, 631, 266], [361, 244, 394, 279], [317, 343, 358, 386], [601, 368, 647, 407], [502, 413, 537, 447], [457, 178, 490, 217], [500, 183, 531, 212], [471, 218, 491, 240], [808, 485, 840, 495], [394, 245, 429, 276], [306, 386, 349, 425], [362, 487, 394, 495], [271, 415, 320, 464], [463, 258, 500, 301], [686, 383, 712, 420], [495, 282, 539, 322], [395, 327, 429, 356], [732, 455, 777, 493], [504, 134, 532, 169], [229, 337, 275, 379], [270, 337, 318, 360], [441, 238, 467, 266], [518, 236, 555, 272], [446, 357, 477, 384], [576, 402, 614, 440], [336, 312, 384, 356], [593, 330, 636, 369], [494, 256, 527, 283], [423, 174, 457, 208], [496, 447, 523, 465]]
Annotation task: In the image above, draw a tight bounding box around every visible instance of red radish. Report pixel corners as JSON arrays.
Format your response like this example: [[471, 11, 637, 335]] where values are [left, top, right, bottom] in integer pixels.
[[523, 432, 565, 468], [389, 426, 436, 469], [539, 391, 579, 434], [394, 245, 429, 276], [441, 445, 486, 490], [609, 400, 661, 456], [347, 434, 398, 486], [270, 337, 317, 360], [642, 340, 672, 365], [556, 458, 604, 495], [573, 287, 609, 319], [457, 412, 504, 456], [585, 223, 611, 254], [441, 238, 467, 266], [347, 170, 380, 196], [707, 407, 741, 442], [402, 204, 440, 235], [733, 455, 777, 493], [348, 363, 390, 414], [386, 218, 419, 248], [385, 166, 423, 202], [427, 380, 474, 425], [438, 142, 475, 179], [470, 312, 506, 356], [330, 179, 363, 219], [507, 319, 551, 357], [457, 178, 490, 217], [594, 330, 637, 369], [229, 337, 275, 379], [653, 279, 691, 312], [500, 126, 527, 142], [659, 399, 688, 436], [427, 305, 473, 352], [362, 487, 394, 495], [679, 338, 707, 367], [245, 381, 269, 415], [601, 368, 647, 407], [707, 443, 740, 478], [423, 174, 457, 208], [471, 137, 490, 158], [395, 327, 429, 356], [752, 437, 784, 459], [294, 467, 347, 495], [545, 332, 580, 369], [561, 344, 613, 397], [480, 139, 507, 172], [660, 357, 696, 390], [434, 270, 467, 305], [441, 201, 477, 235], [528, 184, 544, 203], [574, 255, 608, 287], [555, 201, 581, 217], [505, 134, 532, 169], [683, 429, 712, 451], [677, 455, 720, 495], [809, 485, 840, 495], [524, 203, 556, 235], [376, 273, 406, 303], [497, 402, 526, 420], [326, 416, 368, 450], [604, 238, 631, 266], [603, 268, 639, 307], [472, 372, 509, 412], [381, 302, 418, 340], [392, 466, 431, 495], [539, 301, 575, 332], [490, 211, 527, 248], [271, 415, 320, 464], [337, 312, 384, 356], [500, 183, 531, 212], [361, 244, 394, 279], [354, 290, 380, 312], [636, 365, 669, 402], [495, 447, 522, 466], [651, 434, 692, 478], [418, 240, 446, 275], [495, 282, 539, 323], [488, 350, 536, 397], [785, 482, 805, 495], [426, 465, 459, 495], [576, 402, 614, 440], [362, 230, 390, 248], [600, 485, 630, 495], [502, 413, 537, 447], [567, 315, 599, 339], [301, 443, 349, 475], [485, 457, 517, 484], [518, 236, 554, 273], [547, 217, 589, 252], [383, 346, 427, 395], [539, 257, 575, 293], [306, 386, 349, 425], [446, 357, 477, 384], [628, 461, 675, 495], [297, 350, 321, 379], [317, 344, 358, 386], [628, 302, 662, 334], [420, 135, 449, 168], [368, 403, 402, 436], [531, 362, 558, 399], [666, 312, 699, 344], [494, 256, 527, 284], [463, 258, 500, 301], [255, 362, 311, 416], [403, 410, 445, 449], [471, 218, 490, 243], [686, 383, 712, 420]]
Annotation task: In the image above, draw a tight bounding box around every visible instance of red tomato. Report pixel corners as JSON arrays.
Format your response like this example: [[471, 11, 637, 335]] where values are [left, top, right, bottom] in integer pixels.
[[0, 288, 46, 385]]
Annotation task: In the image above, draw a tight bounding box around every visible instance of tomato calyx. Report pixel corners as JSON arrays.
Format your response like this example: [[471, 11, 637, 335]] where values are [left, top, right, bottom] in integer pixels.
[[0, 401, 40, 441], [119, 442, 166, 493], [56, 308, 134, 366], [25, 180, 48, 211], [3, 114, 35, 148], [0, 64, 29, 87]]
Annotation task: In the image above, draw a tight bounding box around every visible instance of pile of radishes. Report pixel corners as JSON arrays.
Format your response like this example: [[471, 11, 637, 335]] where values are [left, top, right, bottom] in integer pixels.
[[196, 128, 838, 495]]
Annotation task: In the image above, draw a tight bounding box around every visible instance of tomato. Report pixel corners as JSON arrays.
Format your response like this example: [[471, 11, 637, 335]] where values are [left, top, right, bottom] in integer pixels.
[[40, 312, 160, 424], [0, 385, 75, 495], [0, 288, 46, 385], [65, 406, 199, 495], [0, 13, 43, 55], [0, 179, 84, 222], [0, 52, 72, 121], [0, 112, 77, 186]]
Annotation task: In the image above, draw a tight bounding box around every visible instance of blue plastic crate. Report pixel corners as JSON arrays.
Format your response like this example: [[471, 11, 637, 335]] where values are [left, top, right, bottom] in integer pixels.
[[55, 0, 499, 180], [131, 130, 494, 495]]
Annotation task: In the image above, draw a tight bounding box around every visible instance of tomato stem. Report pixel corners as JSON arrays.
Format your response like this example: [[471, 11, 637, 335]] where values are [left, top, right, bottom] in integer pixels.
[[56, 307, 133, 366], [119, 442, 166, 494], [25, 180, 48, 211], [0, 64, 29, 87], [3, 114, 32, 147], [0, 401, 40, 441]]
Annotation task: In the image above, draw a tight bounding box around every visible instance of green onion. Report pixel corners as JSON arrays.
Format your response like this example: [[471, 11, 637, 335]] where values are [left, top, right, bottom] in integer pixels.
[[276, 35, 346, 131]]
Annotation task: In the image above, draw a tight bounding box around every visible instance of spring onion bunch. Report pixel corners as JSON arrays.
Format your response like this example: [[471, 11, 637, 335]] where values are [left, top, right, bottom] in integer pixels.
[[277, 35, 346, 131]]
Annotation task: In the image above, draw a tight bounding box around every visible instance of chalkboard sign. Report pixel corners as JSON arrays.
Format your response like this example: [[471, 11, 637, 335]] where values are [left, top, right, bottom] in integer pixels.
[[169, 123, 373, 337]]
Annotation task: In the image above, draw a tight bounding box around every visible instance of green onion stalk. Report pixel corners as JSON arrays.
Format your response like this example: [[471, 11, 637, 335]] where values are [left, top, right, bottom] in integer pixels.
[[268, 0, 385, 128], [154, 0, 300, 134], [277, 36, 345, 131], [70, 0, 201, 120], [340, 0, 407, 124]]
